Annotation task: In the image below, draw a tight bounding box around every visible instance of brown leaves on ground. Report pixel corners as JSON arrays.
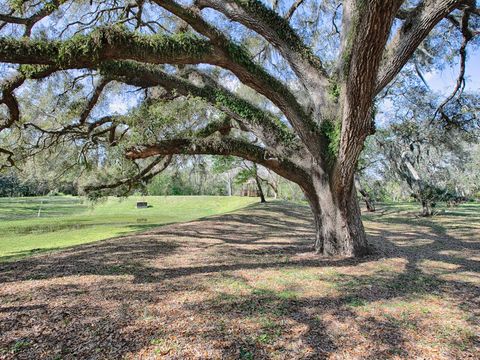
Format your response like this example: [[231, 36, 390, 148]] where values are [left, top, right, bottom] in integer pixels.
[[1, 202, 479, 359]]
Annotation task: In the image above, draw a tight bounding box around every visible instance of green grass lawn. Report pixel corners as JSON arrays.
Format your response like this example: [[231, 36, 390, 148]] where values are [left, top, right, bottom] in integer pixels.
[[0, 196, 258, 262]]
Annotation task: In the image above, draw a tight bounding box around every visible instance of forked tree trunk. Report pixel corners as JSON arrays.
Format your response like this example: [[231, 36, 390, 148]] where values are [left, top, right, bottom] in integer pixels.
[[306, 176, 369, 257]]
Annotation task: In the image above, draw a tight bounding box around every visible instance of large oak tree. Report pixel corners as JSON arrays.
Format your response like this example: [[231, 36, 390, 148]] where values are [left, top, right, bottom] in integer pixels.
[[0, 0, 478, 256]]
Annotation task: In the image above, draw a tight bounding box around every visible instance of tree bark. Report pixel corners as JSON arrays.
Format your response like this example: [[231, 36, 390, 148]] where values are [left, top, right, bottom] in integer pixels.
[[421, 200, 434, 217], [254, 175, 267, 203], [355, 175, 375, 212], [306, 174, 369, 257]]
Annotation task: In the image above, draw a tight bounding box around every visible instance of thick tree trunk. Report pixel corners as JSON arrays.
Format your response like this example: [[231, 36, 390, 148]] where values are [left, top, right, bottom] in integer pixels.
[[306, 176, 369, 257]]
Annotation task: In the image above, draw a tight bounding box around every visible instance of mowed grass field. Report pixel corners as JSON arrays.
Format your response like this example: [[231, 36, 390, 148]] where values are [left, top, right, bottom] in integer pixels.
[[0, 196, 258, 262]]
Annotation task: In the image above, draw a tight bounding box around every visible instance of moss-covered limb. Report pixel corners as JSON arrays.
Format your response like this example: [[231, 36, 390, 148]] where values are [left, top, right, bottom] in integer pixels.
[[1, 65, 55, 132], [0, 26, 215, 68], [217, 40, 322, 155], [99, 60, 302, 154], [151, 1, 321, 157], [1, 20, 317, 155], [196, 0, 328, 79], [125, 136, 310, 186], [376, 0, 462, 95], [195, 0, 331, 134]]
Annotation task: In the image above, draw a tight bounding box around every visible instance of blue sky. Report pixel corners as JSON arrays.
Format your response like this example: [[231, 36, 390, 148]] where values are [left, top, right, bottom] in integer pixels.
[[426, 48, 480, 94]]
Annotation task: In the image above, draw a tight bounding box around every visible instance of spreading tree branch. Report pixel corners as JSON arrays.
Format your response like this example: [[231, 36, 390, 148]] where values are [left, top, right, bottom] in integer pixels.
[[85, 155, 172, 192], [125, 136, 310, 187], [376, 0, 464, 94], [151, 0, 322, 156], [194, 0, 328, 101], [99, 60, 303, 157]]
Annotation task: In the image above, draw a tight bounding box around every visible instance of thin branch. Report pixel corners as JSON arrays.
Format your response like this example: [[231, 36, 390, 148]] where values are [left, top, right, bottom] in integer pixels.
[[285, 0, 305, 21], [433, 10, 475, 123], [85, 155, 172, 192], [79, 78, 111, 125]]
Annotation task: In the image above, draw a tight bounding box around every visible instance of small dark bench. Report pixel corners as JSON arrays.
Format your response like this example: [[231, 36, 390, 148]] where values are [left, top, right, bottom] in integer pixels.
[[136, 202, 148, 209]]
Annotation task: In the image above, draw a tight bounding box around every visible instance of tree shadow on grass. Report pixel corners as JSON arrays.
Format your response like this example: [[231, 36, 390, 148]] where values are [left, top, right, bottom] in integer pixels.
[[0, 201, 479, 359]]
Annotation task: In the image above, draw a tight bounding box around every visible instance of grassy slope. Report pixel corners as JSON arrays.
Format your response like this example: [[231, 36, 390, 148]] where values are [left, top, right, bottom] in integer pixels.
[[0, 196, 258, 261]]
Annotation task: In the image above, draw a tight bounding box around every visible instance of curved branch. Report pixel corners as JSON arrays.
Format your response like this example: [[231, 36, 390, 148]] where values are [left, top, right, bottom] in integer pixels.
[[434, 9, 476, 121], [376, 0, 464, 94], [285, 0, 306, 21], [0, 147, 15, 169], [0, 92, 19, 132], [125, 136, 310, 187], [151, 0, 321, 155], [85, 155, 172, 192], [1, 65, 57, 132], [99, 60, 303, 156], [194, 0, 328, 105]]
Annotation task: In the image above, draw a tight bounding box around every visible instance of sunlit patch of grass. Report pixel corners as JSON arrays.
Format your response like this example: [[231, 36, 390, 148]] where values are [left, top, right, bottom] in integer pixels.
[[419, 260, 480, 285], [438, 271, 480, 285], [0, 196, 257, 262], [437, 324, 477, 351], [211, 273, 252, 294], [279, 267, 321, 281]]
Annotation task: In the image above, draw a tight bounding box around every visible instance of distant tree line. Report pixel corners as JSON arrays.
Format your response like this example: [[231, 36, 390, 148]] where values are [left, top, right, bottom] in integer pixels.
[[0, 171, 77, 197]]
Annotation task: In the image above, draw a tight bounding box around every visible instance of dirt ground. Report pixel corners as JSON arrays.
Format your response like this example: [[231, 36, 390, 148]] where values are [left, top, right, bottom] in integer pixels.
[[1, 202, 479, 359]]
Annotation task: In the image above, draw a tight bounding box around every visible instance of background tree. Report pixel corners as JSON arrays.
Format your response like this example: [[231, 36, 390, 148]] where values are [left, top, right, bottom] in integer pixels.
[[212, 155, 239, 197], [0, 0, 479, 256]]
